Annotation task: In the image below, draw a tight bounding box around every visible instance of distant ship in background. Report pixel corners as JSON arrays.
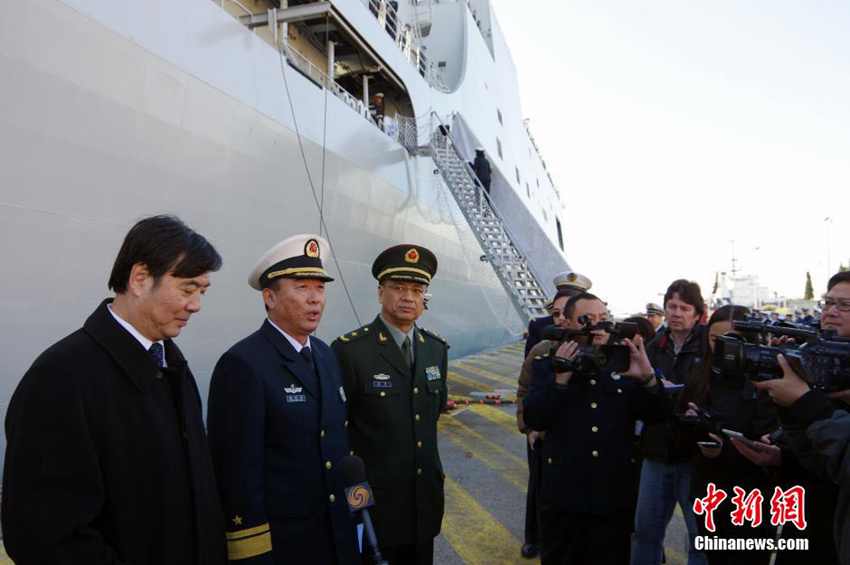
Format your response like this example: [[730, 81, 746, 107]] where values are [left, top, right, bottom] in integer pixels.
[[0, 0, 571, 456]]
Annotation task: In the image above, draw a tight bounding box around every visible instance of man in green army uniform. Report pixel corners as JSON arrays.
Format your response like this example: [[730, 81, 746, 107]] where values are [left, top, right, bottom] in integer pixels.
[[331, 244, 448, 565]]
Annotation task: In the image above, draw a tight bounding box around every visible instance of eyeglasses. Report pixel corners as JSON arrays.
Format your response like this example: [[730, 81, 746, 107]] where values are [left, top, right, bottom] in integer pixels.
[[819, 299, 850, 313]]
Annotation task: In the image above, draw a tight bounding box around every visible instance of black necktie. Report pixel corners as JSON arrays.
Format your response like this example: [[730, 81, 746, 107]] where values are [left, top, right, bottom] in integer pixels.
[[148, 343, 164, 368], [300, 347, 316, 374], [402, 336, 412, 369]]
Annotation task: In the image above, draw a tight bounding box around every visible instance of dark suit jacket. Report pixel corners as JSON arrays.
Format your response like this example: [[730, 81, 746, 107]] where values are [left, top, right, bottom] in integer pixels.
[[524, 354, 671, 515], [2, 299, 226, 565], [207, 320, 358, 565], [331, 316, 448, 548]]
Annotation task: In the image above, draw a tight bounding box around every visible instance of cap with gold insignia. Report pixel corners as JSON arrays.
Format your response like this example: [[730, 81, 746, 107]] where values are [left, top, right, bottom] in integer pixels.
[[552, 271, 592, 293], [248, 234, 334, 290], [646, 303, 664, 316], [372, 244, 438, 285]]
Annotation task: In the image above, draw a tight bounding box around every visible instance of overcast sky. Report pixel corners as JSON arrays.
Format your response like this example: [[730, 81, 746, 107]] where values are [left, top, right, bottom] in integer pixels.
[[489, 0, 850, 315]]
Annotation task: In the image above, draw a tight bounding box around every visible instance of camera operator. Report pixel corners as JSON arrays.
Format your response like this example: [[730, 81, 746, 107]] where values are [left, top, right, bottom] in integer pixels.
[[677, 305, 778, 565], [523, 293, 671, 565], [749, 271, 850, 565]]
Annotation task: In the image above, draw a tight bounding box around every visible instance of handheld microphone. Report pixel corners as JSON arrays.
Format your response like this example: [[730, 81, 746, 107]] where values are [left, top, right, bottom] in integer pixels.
[[339, 455, 387, 565]]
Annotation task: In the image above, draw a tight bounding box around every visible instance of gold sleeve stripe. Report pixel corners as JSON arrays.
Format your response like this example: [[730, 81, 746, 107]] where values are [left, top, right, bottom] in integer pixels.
[[226, 523, 270, 540], [227, 531, 272, 560]]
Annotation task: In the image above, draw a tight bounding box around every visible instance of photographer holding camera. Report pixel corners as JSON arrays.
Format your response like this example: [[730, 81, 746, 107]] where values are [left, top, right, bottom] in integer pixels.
[[677, 305, 779, 565], [746, 271, 850, 565], [523, 293, 671, 565]]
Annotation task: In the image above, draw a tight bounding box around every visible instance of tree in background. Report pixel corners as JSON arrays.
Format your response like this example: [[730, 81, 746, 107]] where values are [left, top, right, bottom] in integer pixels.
[[805, 271, 814, 300]]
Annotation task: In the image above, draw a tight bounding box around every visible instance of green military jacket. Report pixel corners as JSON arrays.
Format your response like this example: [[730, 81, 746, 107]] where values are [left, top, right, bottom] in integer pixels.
[[331, 315, 449, 548]]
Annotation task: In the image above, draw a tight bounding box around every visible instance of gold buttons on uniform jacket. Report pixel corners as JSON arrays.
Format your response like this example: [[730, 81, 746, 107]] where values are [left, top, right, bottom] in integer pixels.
[[591, 426, 599, 433], [344, 420, 349, 428], [617, 388, 622, 394], [417, 468, 423, 475], [320, 430, 325, 438], [325, 461, 332, 470], [413, 387, 419, 394], [417, 441, 423, 448], [380, 391, 386, 397], [589, 379, 597, 386], [415, 414, 421, 421], [329, 494, 336, 503], [547, 457, 553, 465], [590, 402, 598, 409], [592, 450, 599, 458]]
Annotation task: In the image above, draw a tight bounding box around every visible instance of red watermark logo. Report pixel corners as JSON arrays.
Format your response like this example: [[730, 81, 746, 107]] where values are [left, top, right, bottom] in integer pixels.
[[693, 484, 807, 532]]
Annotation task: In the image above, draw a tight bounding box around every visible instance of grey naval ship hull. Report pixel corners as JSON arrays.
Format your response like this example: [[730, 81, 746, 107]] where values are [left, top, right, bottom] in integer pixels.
[[0, 0, 568, 458]]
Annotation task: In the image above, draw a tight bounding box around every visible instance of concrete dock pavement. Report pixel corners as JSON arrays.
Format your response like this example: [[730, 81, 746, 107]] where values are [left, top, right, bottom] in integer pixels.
[[434, 340, 690, 564]]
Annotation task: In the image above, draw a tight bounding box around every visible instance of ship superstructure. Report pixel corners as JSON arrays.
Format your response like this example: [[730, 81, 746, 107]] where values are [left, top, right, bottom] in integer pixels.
[[0, 0, 570, 455]]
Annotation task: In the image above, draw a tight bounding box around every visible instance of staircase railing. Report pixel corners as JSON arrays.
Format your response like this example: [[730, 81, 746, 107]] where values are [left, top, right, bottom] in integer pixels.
[[424, 113, 549, 321]]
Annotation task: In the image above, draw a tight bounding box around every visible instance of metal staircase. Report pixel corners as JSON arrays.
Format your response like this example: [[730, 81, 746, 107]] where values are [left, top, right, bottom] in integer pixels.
[[423, 119, 549, 322]]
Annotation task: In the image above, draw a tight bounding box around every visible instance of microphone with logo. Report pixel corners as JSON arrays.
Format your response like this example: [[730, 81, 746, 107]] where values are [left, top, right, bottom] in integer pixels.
[[339, 455, 388, 565]]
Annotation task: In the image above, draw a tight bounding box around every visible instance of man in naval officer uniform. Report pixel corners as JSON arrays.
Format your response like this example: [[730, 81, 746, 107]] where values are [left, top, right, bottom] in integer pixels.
[[207, 235, 359, 564], [331, 244, 448, 565], [524, 271, 592, 358]]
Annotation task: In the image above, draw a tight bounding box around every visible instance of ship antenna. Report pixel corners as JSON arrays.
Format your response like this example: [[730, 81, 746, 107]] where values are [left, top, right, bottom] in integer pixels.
[[276, 34, 362, 326]]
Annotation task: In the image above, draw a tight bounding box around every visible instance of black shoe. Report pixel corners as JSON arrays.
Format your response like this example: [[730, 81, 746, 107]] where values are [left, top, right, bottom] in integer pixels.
[[521, 543, 539, 559]]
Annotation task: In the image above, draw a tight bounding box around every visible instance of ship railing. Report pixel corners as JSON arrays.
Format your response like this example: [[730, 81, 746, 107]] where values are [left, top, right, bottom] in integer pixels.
[[361, 0, 452, 93], [281, 43, 371, 122]]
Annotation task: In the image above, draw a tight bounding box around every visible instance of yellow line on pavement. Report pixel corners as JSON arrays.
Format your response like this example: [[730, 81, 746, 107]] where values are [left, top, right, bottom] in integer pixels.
[[465, 357, 523, 376], [447, 371, 494, 394], [439, 416, 527, 490], [454, 363, 519, 389], [442, 476, 523, 565], [469, 404, 521, 435]]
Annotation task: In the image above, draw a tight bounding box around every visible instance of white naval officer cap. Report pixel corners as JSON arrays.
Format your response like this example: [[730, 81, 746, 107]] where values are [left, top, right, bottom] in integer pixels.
[[552, 271, 592, 293], [248, 234, 334, 290]]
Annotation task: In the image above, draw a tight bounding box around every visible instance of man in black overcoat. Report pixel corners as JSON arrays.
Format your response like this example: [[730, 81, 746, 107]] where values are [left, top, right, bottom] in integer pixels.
[[2, 215, 227, 565], [207, 234, 359, 564]]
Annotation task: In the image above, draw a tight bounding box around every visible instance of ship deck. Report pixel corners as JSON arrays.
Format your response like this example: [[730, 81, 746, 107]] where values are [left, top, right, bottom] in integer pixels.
[[0, 342, 690, 564]]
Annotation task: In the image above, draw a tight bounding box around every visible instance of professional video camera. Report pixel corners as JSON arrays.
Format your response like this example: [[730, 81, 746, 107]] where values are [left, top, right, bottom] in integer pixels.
[[540, 316, 637, 374], [713, 321, 850, 392], [729, 317, 821, 344], [675, 406, 724, 436]]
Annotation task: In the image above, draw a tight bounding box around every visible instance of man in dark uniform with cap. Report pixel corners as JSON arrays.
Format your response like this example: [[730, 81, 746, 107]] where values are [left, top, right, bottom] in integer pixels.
[[331, 244, 448, 565], [519, 271, 592, 559], [645, 302, 665, 334], [207, 234, 359, 565], [524, 271, 592, 358]]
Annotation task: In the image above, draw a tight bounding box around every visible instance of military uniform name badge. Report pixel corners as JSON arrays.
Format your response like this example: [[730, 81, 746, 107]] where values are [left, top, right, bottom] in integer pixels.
[[373, 373, 392, 389], [425, 366, 441, 382], [284, 384, 306, 403]]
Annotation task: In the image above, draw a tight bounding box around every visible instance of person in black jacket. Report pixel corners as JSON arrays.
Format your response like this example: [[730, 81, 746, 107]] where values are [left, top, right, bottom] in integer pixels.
[[678, 305, 778, 565], [1, 215, 226, 565], [632, 279, 707, 565], [207, 235, 359, 565], [523, 292, 671, 565]]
